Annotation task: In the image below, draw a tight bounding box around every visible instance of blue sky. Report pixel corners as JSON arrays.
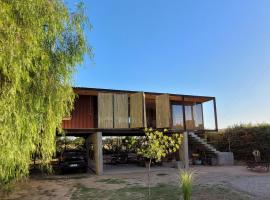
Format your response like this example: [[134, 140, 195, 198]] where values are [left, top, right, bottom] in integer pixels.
[[70, 0, 270, 128]]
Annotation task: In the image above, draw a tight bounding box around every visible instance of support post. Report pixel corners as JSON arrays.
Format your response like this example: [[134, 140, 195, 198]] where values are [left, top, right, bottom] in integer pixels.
[[85, 135, 91, 173], [94, 132, 103, 175], [179, 132, 189, 169], [85, 132, 103, 175], [213, 98, 218, 131]]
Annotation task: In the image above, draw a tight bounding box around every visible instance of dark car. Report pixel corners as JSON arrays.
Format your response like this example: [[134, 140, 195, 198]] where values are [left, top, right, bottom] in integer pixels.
[[110, 152, 138, 165], [59, 150, 87, 173]]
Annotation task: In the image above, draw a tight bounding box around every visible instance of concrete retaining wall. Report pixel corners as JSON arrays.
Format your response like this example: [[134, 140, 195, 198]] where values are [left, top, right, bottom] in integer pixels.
[[217, 152, 234, 166]]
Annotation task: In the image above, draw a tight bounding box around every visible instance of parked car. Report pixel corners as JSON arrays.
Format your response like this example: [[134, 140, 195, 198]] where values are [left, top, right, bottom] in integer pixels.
[[109, 152, 139, 165], [59, 150, 87, 173], [111, 153, 128, 165]]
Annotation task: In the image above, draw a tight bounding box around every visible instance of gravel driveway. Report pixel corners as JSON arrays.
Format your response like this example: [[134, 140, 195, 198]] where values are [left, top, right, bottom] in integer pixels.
[[193, 166, 270, 199]]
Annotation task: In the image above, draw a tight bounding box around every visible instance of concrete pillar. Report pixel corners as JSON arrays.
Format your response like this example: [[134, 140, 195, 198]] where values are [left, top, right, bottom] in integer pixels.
[[94, 132, 103, 175], [85, 132, 103, 175], [85, 135, 92, 173], [179, 132, 189, 169]]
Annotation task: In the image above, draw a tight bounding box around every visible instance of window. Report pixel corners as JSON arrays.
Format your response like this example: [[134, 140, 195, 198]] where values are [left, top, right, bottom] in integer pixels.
[[193, 103, 204, 129], [203, 100, 216, 130], [171, 104, 184, 129]]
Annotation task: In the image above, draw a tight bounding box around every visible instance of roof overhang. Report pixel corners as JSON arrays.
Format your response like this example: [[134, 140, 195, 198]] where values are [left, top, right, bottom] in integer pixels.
[[73, 87, 214, 103]]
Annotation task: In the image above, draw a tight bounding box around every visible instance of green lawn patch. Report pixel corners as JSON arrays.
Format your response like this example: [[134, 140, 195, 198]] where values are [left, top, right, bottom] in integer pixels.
[[71, 183, 251, 200], [71, 183, 181, 200], [96, 178, 127, 184]]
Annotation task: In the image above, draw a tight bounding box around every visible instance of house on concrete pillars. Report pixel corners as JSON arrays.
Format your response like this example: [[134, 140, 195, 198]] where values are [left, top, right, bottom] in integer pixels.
[[62, 87, 230, 175]]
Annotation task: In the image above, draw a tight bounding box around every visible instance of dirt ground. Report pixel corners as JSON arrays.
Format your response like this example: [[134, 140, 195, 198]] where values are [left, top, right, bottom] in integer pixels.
[[1, 165, 270, 200]]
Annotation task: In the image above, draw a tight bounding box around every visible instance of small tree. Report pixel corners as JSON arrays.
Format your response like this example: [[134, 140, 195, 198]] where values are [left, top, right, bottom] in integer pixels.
[[136, 128, 183, 198]]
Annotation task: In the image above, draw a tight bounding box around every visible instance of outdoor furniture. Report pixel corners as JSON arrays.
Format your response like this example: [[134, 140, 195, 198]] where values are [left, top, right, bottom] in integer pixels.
[[247, 150, 270, 172], [247, 161, 270, 172]]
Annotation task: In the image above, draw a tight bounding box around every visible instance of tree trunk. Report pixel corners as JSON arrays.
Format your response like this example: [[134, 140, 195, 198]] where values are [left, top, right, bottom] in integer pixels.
[[148, 158, 152, 199]]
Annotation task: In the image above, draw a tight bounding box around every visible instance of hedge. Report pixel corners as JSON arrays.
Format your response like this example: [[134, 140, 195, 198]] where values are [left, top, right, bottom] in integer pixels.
[[206, 124, 270, 161]]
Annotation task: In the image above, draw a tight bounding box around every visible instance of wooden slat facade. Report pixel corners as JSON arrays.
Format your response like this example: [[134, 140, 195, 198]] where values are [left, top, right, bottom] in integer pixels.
[[98, 93, 113, 128], [130, 92, 146, 128], [156, 94, 171, 128], [113, 94, 129, 128]]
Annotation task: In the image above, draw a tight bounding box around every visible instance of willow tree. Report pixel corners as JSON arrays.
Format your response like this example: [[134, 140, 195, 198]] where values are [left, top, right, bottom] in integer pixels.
[[0, 0, 91, 185]]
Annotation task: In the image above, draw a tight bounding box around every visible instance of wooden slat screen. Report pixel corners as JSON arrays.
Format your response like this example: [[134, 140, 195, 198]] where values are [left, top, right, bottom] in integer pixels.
[[156, 94, 171, 128], [98, 93, 113, 128], [130, 92, 146, 128], [113, 93, 129, 128]]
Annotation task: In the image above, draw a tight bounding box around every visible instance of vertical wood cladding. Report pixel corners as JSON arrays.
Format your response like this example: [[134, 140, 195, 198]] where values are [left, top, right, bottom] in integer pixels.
[[113, 94, 129, 128], [130, 92, 146, 128], [98, 93, 113, 128], [62, 95, 96, 129], [156, 94, 171, 128]]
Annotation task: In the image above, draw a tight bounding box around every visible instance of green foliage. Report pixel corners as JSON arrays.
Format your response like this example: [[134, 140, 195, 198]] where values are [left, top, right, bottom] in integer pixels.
[[207, 124, 270, 161], [56, 136, 85, 153], [133, 128, 182, 198], [137, 128, 182, 162], [180, 170, 193, 200], [103, 136, 137, 154], [0, 0, 91, 185]]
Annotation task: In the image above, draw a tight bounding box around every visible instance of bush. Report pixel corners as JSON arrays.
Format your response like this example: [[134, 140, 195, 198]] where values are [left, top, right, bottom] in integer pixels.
[[207, 124, 270, 161]]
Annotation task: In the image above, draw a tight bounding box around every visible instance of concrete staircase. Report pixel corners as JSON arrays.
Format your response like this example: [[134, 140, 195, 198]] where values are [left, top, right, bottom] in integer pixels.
[[188, 132, 220, 155], [188, 132, 234, 165]]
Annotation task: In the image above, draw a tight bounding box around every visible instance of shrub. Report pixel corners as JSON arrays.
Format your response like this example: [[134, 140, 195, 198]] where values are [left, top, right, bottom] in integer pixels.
[[180, 170, 193, 200], [207, 124, 270, 161]]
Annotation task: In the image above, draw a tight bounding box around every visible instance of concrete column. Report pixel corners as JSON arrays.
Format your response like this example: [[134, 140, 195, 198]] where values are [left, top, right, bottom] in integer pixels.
[[85, 132, 103, 175], [85, 135, 91, 173], [179, 132, 189, 169], [94, 132, 103, 175]]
